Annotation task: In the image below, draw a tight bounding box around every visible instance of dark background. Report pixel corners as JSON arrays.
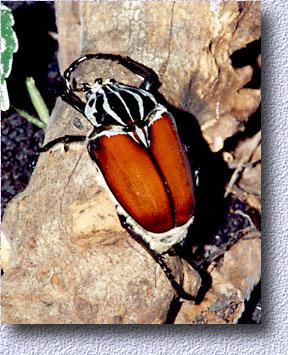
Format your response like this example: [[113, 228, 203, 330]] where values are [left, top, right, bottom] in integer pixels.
[[2, 1, 58, 213]]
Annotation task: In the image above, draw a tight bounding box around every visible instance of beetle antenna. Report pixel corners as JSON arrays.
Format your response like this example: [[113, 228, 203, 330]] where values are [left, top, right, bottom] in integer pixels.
[[63, 55, 89, 92]]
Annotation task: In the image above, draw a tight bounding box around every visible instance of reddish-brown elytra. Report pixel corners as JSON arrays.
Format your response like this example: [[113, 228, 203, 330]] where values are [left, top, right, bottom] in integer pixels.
[[89, 111, 195, 235], [41, 53, 196, 300]]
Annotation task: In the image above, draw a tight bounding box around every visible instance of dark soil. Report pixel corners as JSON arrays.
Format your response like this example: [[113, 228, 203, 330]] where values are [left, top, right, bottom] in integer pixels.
[[1, 1, 59, 214], [1, 112, 43, 214]]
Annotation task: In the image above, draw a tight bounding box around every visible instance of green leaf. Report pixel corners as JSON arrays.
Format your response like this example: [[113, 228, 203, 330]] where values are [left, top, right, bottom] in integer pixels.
[[1, 5, 18, 111], [26, 77, 49, 124], [11, 105, 46, 129]]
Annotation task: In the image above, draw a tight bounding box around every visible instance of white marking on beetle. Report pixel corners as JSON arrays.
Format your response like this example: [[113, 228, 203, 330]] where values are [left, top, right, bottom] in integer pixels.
[[106, 84, 134, 121], [118, 84, 145, 120], [84, 95, 100, 126], [131, 125, 149, 148], [148, 105, 170, 126], [88, 81, 103, 94], [95, 126, 127, 139], [98, 87, 126, 125], [138, 87, 158, 105], [92, 162, 194, 254], [117, 205, 194, 254]]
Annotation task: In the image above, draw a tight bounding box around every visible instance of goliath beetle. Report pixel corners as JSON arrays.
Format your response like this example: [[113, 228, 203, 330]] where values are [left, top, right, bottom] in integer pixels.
[[41, 54, 196, 300]]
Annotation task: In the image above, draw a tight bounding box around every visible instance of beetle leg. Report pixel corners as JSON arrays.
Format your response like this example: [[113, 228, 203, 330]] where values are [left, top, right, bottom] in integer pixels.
[[117, 213, 195, 301], [151, 252, 195, 302], [63, 53, 161, 94], [61, 91, 86, 115], [108, 54, 160, 92], [40, 135, 87, 152], [111, 55, 160, 92]]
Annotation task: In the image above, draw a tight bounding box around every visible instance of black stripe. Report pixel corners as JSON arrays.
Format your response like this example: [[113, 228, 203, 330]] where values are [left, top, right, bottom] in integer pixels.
[[95, 93, 104, 114], [102, 86, 133, 125], [122, 86, 156, 119], [88, 84, 157, 128], [92, 93, 115, 126], [106, 85, 135, 124], [115, 89, 142, 123], [88, 97, 95, 107]]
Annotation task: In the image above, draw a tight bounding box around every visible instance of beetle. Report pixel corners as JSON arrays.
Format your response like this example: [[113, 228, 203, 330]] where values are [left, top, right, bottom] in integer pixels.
[[41, 53, 196, 300]]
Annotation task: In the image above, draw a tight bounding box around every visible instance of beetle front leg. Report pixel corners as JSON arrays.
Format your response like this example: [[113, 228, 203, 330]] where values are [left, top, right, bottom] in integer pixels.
[[115, 55, 161, 92], [40, 135, 87, 152], [86, 53, 161, 91], [61, 91, 86, 115], [63, 53, 161, 93]]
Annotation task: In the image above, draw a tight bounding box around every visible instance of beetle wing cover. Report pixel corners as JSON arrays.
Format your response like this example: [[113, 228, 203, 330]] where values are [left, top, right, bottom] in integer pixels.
[[89, 134, 174, 233], [89, 111, 194, 235], [149, 112, 195, 226]]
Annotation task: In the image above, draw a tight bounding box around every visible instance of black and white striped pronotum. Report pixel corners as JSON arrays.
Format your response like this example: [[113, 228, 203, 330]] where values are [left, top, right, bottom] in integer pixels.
[[41, 54, 195, 299]]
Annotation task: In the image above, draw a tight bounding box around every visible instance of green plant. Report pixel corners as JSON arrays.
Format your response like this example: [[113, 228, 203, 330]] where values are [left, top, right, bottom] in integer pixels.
[[1, 4, 18, 111], [1, 6, 49, 128], [12, 77, 49, 129]]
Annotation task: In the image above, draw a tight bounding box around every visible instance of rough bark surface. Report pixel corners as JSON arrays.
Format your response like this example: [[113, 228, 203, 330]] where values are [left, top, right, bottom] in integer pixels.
[[175, 226, 261, 324], [1, 2, 261, 324]]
